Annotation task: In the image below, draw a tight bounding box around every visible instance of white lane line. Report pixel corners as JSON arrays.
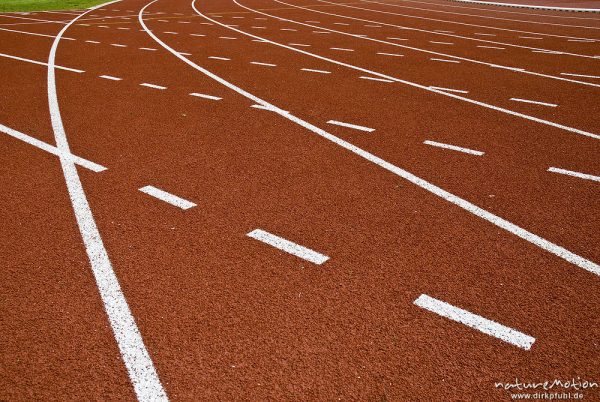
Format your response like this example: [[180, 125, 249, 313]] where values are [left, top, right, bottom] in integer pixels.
[[155, 0, 600, 276], [251, 104, 288, 113], [117, 27, 130, 30], [0, 123, 105, 172], [110, 43, 127, 47], [208, 56, 231, 60], [139, 47, 157, 51], [49, 3, 168, 401], [327, 120, 375, 132], [377, 52, 404, 57], [364, 24, 382, 27], [250, 61, 277, 66], [560, 73, 600, 79], [251, 26, 267, 28], [301, 68, 331, 74], [140, 82, 166, 89], [424, 140, 484, 156], [219, 36, 237, 39], [414, 294, 535, 350], [510, 98, 557, 107], [86, 40, 101, 43], [330, 47, 354, 51], [280, 28, 297, 31], [428, 86, 469, 94], [491, 64, 524, 71], [430, 58, 460, 63], [474, 32, 496, 36], [247, 229, 329, 265], [387, 36, 408, 41], [567, 39, 595, 42], [190, 33, 206, 36], [289, 43, 311, 47], [477, 45, 505, 49], [190, 92, 222, 100], [163, 31, 178, 34], [306, 20, 320, 23], [519, 36, 542, 40], [0, 27, 73, 39], [232, 16, 244, 18], [548, 167, 600, 183], [333, 22, 349, 25], [99, 74, 122, 80], [139, 185, 197, 209], [177, 51, 192, 56], [430, 41, 454, 45], [0, 52, 84, 73], [531, 50, 561, 54], [360, 76, 393, 83]]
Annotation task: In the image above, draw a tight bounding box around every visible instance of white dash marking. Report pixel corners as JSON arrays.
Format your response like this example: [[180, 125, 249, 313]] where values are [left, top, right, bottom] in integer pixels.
[[189, 92, 222, 100], [387, 37, 408, 41], [85, 40, 100, 43], [251, 26, 267, 29], [208, 56, 230, 60], [330, 47, 354, 51], [430, 41, 454, 45], [414, 294, 535, 350], [424, 140, 483, 156], [567, 39, 595, 42], [477, 45, 505, 49], [510, 98, 557, 107], [250, 61, 277, 66], [360, 76, 393, 83], [378, 52, 404, 57], [247, 229, 329, 265], [301, 68, 330, 74], [333, 22, 349, 25], [327, 120, 375, 132], [139, 47, 157, 51], [429, 86, 469, 94], [163, 31, 178, 34], [280, 28, 297, 31], [548, 167, 600, 183], [190, 33, 206, 37], [430, 58, 460, 63], [519, 36, 543, 40], [110, 43, 127, 47], [99, 74, 122, 80], [139, 186, 196, 209], [177, 51, 192, 56], [289, 43, 311, 47], [219, 36, 237, 39], [474, 32, 496, 36], [140, 83, 166, 89]]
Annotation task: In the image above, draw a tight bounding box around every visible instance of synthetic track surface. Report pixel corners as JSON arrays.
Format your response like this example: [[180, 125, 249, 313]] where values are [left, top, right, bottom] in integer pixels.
[[1, 0, 599, 400]]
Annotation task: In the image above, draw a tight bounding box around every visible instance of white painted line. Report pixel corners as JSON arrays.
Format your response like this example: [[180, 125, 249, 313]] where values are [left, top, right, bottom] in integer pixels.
[[306, 20, 320, 23], [110, 43, 127, 47], [0, 27, 72, 39], [414, 294, 535, 350], [301, 68, 331, 74], [424, 140, 484, 156], [477, 45, 505, 49], [178, 21, 191, 23], [99, 74, 122, 80], [190, 33, 206, 36], [255, 17, 268, 20], [313, 31, 330, 34], [208, 56, 231, 60], [510, 98, 557, 107], [150, 0, 600, 276], [560, 73, 600, 79], [289, 43, 311, 47], [531, 50, 561, 54], [252, 39, 268, 42], [139, 47, 157, 51], [330, 47, 354, 51], [49, 3, 168, 401], [117, 27, 130, 30], [430, 58, 460, 63], [490, 64, 525, 71], [251, 104, 288, 113], [139, 185, 196, 209], [474, 32, 496, 36], [177, 52, 192, 56], [360, 76, 393, 83], [219, 36, 237, 39], [280, 28, 297, 31], [140, 83, 166, 89], [250, 61, 277, 66], [435, 29, 453, 33], [247, 229, 329, 265], [333, 22, 349, 25], [442, 0, 600, 11], [189, 92, 222, 100], [158, 19, 169, 22], [0, 52, 84, 73], [387, 36, 408, 41], [86, 40, 101, 43], [364, 24, 382, 27], [430, 41, 454, 45], [251, 26, 267, 28], [0, 123, 105, 172], [163, 31, 178, 34], [548, 167, 600, 183], [428, 86, 469, 94], [377, 52, 404, 57], [327, 120, 375, 132], [568, 39, 595, 42], [232, 16, 244, 18], [519, 36, 542, 40]]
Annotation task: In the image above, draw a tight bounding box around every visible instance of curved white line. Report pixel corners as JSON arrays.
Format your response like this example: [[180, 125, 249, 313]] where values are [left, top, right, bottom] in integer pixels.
[[446, 0, 600, 13], [47, 2, 168, 401], [140, 0, 599, 275]]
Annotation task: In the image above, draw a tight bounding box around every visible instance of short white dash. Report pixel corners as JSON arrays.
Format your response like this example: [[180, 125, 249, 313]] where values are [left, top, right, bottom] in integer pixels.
[[208, 56, 230, 60], [139, 186, 196, 209], [189, 92, 222, 100], [251, 26, 267, 29], [378, 52, 404, 57], [519, 36, 542, 40], [140, 83, 166, 90], [163, 31, 178, 34], [110, 43, 127, 47], [364, 24, 382, 27], [330, 47, 354, 51], [414, 294, 535, 350], [567, 39, 594, 42], [510, 98, 557, 107], [250, 61, 277, 66], [387, 37, 408, 41], [139, 47, 157, 51], [99, 75, 122, 81], [477, 45, 505, 49], [232, 16, 244, 19], [289, 43, 311, 47], [560, 73, 600, 79], [301, 68, 331, 74], [313, 31, 330, 34], [548, 167, 600, 183], [190, 33, 206, 37], [429, 86, 469, 94], [178, 21, 191, 24], [219, 36, 237, 39], [117, 27, 130, 30], [254, 17, 267, 20], [327, 120, 375, 132], [430, 41, 454, 45], [474, 32, 496, 36], [424, 140, 484, 156], [158, 19, 169, 22], [200, 22, 212, 25], [177, 51, 192, 56], [247, 229, 329, 265], [490, 64, 524, 71], [435, 29, 453, 33], [430, 58, 460, 63], [98, 25, 109, 28], [85, 40, 100, 43], [360, 76, 393, 83], [333, 22, 349, 26], [280, 28, 297, 31]]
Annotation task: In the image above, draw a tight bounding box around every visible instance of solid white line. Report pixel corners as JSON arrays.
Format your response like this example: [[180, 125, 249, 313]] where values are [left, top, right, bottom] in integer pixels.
[[567, 39, 595, 42], [250, 61, 277, 66], [48, 3, 168, 401], [560, 73, 600, 79], [139, 186, 197, 209], [190, 92, 222, 100], [330, 47, 354, 51], [99, 75, 122, 80], [548, 167, 600, 183], [140, 82, 166, 89], [0, 27, 73, 39], [144, 0, 600, 276], [301, 68, 330, 73], [424, 140, 484, 155], [247, 229, 329, 265], [510, 98, 557, 107], [360, 76, 393, 83], [377, 52, 403, 56], [0, 123, 106, 172], [428, 86, 468, 94], [327, 119, 375, 132], [446, 0, 600, 12], [387, 37, 409, 41], [414, 294, 535, 350], [0, 52, 84, 73], [430, 58, 460, 63], [208, 56, 230, 60]]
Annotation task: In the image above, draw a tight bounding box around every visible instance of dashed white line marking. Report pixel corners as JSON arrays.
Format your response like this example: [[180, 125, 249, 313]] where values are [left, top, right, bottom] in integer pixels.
[[414, 294, 535, 350], [560, 73, 600, 79], [117, 27, 130, 30], [289, 43, 311, 47], [435, 29, 453, 33], [429, 86, 469, 94], [548, 167, 600, 183], [219, 36, 237, 39], [140, 82, 166, 89], [301, 68, 331, 74], [519, 36, 542, 40], [139, 47, 157, 51], [247, 229, 329, 265], [250, 61, 277, 66], [280, 28, 297, 31], [477, 45, 505, 49], [364, 24, 382, 27], [313, 31, 330, 34], [190, 33, 206, 36], [158, 19, 169, 22], [86, 40, 101, 43], [387, 36, 408, 41], [189, 92, 222, 100], [232, 16, 244, 18], [430, 41, 454, 45], [474, 32, 496, 36], [510, 98, 557, 107], [178, 21, 191, 24], [306, 20, 320, 23], [254, 17, 268, 20], [139, 186, 196, 209], [330, 47, 354, 51], [377, 52, 404, 57], [333, 22, 349, 25], [163, 31, 178, 34], [99, 74, 122, 80], [360, 76, 393, 83], [567, 39, 595, 42], [177, 51, 192, 56], [110, 43, 127, 47], [430, 58, 460, 63], [424, 140, 484, 156], [327, 119, 375, 132], [208, 56, 231, 60], [251, 26, 267, 28], [490, 64, 524, 71]]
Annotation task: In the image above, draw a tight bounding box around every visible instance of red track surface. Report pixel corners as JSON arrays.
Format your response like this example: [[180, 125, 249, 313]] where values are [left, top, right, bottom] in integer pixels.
[[1, 0, 599, 400]]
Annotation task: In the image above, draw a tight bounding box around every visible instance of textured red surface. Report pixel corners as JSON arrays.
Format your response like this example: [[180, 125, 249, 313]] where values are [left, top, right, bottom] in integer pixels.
[[1, 0, 599, 400]]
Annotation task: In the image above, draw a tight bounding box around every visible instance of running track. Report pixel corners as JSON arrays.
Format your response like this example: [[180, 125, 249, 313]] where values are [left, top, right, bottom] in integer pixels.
[[0, 0, 599, 400]]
